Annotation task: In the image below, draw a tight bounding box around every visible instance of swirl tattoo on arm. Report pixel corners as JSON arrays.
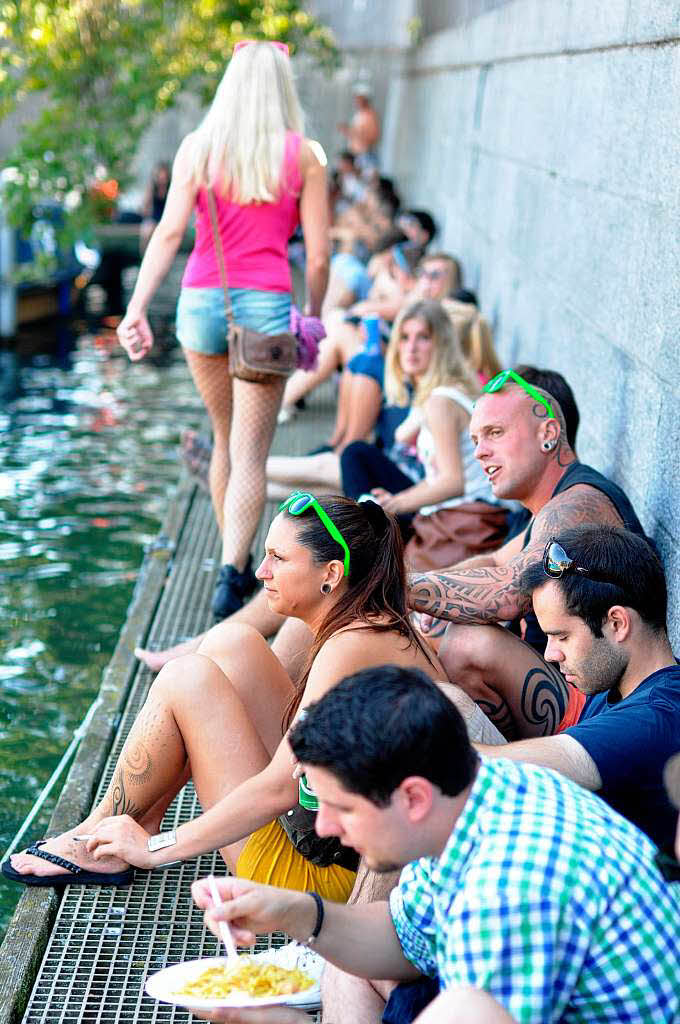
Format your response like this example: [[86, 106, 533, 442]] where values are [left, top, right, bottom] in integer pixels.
[[519, 666, 569, 737]]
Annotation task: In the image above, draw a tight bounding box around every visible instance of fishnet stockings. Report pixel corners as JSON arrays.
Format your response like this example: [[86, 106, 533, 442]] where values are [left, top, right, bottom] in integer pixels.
[[184, 350, 285, 569]]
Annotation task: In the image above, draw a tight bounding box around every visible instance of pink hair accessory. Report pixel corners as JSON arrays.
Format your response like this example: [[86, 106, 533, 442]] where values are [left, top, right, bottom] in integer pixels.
[[233, 39, 290, 57]]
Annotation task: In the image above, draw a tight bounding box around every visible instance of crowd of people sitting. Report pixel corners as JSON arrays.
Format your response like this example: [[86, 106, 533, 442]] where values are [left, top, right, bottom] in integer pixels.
[[4, 64, 679, 1024]]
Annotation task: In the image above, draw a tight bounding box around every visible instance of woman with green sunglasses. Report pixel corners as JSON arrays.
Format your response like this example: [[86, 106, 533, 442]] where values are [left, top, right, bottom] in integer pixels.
[[7, 494, 453, 900]]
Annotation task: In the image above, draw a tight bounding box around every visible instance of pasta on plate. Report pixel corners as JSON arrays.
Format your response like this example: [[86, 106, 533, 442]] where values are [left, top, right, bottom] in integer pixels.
[[175, 959, 315, 999]]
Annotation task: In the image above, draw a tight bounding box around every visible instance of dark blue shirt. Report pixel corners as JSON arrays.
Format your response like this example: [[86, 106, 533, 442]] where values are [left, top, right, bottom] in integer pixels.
[[565, 663, 680, 848]]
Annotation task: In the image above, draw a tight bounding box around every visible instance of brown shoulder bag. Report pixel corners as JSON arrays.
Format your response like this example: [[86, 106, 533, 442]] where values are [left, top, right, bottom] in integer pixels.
[[206, 190, 296, 383]]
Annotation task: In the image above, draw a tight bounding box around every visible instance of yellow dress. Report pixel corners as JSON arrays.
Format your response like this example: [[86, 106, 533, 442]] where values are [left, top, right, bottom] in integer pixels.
[[237, 820, 356, 903]]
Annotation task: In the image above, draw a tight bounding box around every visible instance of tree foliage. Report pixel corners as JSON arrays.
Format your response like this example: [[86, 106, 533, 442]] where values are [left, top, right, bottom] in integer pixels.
[[0, 0, 337, 260]]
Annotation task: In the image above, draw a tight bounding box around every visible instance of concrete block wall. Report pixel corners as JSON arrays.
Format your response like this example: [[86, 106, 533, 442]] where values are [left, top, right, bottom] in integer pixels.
[[379, 0, 680, 643]]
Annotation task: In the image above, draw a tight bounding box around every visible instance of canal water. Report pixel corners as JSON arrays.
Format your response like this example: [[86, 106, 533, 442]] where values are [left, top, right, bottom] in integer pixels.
[[0, 318, 203, 939]]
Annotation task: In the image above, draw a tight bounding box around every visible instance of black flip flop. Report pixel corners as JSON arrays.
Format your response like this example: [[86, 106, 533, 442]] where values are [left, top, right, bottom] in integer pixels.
[[1, 840, 134, 888]]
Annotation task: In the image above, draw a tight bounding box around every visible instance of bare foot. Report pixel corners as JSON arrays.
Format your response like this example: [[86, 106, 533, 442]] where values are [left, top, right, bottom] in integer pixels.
[[180, 428, 211, 491], [8, 826, 128, 879], [134, 635, 203, 672]]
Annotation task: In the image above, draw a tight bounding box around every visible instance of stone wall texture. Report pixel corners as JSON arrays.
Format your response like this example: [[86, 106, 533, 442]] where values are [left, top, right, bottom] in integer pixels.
[[307, 0, 680, 644]]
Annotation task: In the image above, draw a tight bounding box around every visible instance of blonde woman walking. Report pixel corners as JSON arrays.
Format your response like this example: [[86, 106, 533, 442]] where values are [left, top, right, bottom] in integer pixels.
[[117, 41, 329, 619]]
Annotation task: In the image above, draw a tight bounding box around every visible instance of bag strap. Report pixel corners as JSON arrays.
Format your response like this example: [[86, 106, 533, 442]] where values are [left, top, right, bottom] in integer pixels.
[[206, 188, 234, 328]]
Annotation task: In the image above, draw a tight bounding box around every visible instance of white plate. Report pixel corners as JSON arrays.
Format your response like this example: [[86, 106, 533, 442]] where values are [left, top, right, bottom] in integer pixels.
[[145, 942, 324, 1010]]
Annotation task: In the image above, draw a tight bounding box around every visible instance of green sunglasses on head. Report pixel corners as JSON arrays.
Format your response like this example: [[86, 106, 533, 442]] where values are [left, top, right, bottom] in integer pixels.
[[482, 369, 554, 419], [279, 491, 350, 577]]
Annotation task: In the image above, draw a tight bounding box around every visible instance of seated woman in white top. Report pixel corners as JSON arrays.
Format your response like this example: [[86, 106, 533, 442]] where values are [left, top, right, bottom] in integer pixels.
[[341, 299, 508, 570]]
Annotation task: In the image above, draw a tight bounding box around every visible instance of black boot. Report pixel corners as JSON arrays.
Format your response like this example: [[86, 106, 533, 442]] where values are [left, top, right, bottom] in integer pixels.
[[212, 557, 257, 620]]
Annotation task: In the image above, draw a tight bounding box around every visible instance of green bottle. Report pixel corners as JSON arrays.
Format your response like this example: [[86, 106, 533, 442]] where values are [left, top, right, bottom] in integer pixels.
[[298, 772, 319, 810]]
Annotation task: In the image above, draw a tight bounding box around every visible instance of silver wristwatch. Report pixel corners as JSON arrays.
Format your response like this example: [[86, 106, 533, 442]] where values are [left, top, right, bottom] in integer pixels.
[[147, 829, 178, 854]]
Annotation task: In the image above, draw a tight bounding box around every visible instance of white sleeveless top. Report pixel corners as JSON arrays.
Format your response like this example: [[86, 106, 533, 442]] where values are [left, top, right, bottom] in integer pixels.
[[416, 385, 497, 515]]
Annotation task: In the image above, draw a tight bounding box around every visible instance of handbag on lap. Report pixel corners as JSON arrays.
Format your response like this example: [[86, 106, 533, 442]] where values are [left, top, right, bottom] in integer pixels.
[[278, 803, 359, 871], [206, 189, 297, 383]]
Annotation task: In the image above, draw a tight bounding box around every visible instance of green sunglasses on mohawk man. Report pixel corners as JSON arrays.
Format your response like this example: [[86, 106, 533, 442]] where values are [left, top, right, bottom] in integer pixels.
[[482, 368, 554, 419]]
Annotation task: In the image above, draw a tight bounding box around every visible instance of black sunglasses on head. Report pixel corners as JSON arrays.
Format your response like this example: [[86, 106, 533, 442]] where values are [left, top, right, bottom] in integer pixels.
[[542, 539, 635, 603]]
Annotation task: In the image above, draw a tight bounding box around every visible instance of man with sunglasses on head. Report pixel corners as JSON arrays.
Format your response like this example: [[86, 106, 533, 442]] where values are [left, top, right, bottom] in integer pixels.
[[408, 369, 648, 743], [474, 524, 680, 850]]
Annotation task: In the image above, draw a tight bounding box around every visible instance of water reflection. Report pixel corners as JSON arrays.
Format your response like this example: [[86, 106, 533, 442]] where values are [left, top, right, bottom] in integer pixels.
[[0, 320, 203, 936]]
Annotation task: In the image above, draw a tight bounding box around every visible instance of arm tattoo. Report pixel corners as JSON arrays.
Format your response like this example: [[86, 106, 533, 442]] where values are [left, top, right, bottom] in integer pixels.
[[407, 483, 622, 624], [408, 563, 532, 624], [531, 485, 623, 544], [520, 666, 568, 737]]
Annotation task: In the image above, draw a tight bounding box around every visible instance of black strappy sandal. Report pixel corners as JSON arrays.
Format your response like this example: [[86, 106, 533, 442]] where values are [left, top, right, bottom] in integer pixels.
[[1, 840, 134, 888]]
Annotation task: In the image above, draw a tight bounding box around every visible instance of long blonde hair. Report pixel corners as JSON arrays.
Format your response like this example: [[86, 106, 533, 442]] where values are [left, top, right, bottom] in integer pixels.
[[442, 298, 501, 381], [189, 42, 304, 203], [384, 299, 480, 407]]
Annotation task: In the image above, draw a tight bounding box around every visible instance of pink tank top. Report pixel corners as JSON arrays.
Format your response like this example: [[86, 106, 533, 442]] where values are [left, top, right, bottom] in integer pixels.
[[182, 132, 302, 293]]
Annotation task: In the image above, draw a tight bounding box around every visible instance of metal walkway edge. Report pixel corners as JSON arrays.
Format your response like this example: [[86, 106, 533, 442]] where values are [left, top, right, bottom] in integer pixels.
[[0, 375, 336, 1024]]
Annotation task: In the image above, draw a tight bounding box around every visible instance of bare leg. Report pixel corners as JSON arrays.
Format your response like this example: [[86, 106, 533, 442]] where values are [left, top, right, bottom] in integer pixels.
[[135, 588, 285, 673], [336, 374, 382, 452], [321, 971, 386, 1024], [327, 370, 352, 449], [10, 628, 294, 878], [267, 451, 341, 490], [222, 375, 285, 569], [439, 623, 569, 740]]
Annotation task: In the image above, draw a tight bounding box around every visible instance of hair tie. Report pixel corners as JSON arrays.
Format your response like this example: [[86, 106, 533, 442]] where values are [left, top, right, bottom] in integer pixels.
[[359, 498, 389, 536]]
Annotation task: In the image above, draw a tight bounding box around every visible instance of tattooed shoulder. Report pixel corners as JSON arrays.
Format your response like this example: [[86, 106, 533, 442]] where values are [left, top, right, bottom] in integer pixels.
[[531, 484, 623, 545]]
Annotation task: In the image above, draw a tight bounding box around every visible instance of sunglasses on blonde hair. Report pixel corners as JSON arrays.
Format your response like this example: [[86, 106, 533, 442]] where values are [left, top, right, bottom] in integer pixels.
[[233, 39, 290, 57]]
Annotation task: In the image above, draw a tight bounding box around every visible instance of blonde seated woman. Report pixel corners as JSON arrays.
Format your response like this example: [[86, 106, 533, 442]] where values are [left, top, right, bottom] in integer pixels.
[[340, 300, 507, 571], [5, 495, 471, 900]]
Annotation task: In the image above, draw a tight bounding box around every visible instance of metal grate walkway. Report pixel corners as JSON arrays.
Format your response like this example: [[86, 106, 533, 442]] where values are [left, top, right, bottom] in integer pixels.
[[20, 376, 337, 1023]]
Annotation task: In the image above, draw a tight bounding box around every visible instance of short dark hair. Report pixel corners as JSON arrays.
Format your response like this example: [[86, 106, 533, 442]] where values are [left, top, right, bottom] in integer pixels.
[[453, 287, 477, 306], [519, 525, 667, 637], [375, 176, 400, 216], [405, 209, 437, 242], [513, 365, 580, 449], [372, 227, 408, 254], [289, 665, 478, 807]]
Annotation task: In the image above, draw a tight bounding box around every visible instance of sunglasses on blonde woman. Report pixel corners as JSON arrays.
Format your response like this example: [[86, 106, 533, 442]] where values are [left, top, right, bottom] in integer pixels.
[[233, 39, 290, 56], [279, 491, 350, 576]]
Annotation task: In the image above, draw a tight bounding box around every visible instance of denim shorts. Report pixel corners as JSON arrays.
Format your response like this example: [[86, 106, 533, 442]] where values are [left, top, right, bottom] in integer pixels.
[[175, 287, 291, 355]]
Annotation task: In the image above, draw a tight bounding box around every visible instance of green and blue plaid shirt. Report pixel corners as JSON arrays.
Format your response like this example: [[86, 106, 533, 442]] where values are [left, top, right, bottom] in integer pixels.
[[390, 757, 680, 1022]]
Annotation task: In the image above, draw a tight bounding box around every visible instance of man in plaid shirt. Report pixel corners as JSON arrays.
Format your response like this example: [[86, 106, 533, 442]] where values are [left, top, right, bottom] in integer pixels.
[[192, 666, 680, 1024]]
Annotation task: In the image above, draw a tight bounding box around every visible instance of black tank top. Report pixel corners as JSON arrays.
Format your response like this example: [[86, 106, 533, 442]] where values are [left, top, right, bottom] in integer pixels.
[[518, 462, 646, 651]]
